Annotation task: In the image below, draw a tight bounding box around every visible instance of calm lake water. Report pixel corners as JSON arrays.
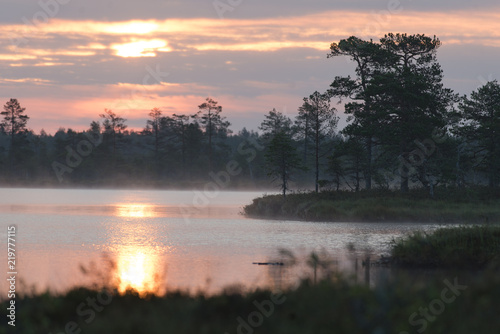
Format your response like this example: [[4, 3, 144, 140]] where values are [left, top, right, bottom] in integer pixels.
[[0, 188, 442, 295]]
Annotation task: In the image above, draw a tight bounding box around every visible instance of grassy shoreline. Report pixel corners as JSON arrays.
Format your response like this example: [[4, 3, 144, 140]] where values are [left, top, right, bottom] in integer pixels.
[[388, 225, 500, 269], [243, 188, 500, 223]]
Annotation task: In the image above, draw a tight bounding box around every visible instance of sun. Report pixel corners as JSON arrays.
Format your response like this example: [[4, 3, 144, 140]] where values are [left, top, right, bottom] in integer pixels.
[[112, 39, 170, 58]]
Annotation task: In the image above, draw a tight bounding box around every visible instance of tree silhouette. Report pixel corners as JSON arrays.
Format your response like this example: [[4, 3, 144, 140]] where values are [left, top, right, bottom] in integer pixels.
[[196, 98, 230, 171], [147, 107, 163, 159], [328, 36, 390, 190], [1, 98, 29, 151], [265, 131, 302, 198], [297, 91, 338, 193], [1, 98, 30, 172], [171, 114, 192, 172], [99, 109, 127, 155], [457, 80, 500, 187], [259, 108, 293, 143], [331, 34, 456, 193], [372, 33, 457, 192]]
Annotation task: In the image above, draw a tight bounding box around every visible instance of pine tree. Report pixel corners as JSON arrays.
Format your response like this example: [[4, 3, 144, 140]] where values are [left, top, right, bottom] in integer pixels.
[[196, 98, 231, 171], [457, 80, 500, 187], [265, 131, 302, 198], [1, 98, 29, 153]]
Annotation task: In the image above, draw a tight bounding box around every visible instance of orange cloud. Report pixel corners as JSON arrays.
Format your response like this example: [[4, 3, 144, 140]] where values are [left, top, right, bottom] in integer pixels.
[[1, 9, 499, 61], [0, 78, 52, 84]]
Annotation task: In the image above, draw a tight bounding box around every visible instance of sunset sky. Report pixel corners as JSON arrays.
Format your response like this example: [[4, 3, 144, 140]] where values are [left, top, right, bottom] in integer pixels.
[[1, 0, 499, 134]]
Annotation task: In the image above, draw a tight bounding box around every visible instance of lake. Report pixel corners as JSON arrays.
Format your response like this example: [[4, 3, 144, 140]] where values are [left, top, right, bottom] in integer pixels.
[[0, 188, 442, 295]]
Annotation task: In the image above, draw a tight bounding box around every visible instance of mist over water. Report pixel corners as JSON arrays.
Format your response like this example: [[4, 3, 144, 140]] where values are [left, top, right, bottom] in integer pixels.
[[0, 188, 440, 295]]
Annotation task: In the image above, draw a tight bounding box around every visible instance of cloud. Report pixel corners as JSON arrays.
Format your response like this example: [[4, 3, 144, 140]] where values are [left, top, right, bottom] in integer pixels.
[[2, 0, 500, 23], [1, 4, 500, 134]]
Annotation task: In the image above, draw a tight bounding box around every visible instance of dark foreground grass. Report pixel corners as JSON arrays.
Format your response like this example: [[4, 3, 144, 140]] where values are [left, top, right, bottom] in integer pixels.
[[243, 187, 500, 223], [3, 272, 500, 334], [390, 225, 500, 269]]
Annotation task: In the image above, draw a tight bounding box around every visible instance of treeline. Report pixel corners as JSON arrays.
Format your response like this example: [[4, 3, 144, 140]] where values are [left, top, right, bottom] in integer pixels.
[[1, 33, 499, 192], [0, 98, 269, 188]]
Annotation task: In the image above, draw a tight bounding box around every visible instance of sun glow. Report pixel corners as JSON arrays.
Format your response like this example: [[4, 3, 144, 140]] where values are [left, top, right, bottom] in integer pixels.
[[116, 204, 157, 218], [115, 247, 165, 296], [112, 39, 169, 57], [104, 21, 159, 35]]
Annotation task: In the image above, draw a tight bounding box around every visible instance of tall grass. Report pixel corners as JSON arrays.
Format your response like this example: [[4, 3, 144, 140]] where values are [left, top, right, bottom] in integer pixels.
[[390, 225, 500, 268]]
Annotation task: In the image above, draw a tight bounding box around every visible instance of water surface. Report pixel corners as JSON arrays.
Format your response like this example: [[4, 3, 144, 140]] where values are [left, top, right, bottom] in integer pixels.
[[0, 188, 441, 295]]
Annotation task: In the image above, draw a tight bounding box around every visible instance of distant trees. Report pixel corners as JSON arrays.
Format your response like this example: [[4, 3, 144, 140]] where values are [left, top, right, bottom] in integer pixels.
[[168, 113, 205, 177], [147, 107, 163, 159], [99, 109, 127, 155], [144, 107, 172, 176], [170, 114, 192, 172]]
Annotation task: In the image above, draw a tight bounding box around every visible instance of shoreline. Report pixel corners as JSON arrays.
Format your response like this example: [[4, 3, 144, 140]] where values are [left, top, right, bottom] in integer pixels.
[[243, 188, 500, 224]]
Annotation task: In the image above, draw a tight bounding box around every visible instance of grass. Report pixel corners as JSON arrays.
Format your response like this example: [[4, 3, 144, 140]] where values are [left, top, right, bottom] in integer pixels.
[[243, 187, 500, 223], [390, 225, 500, 269], [3, 272, 500, 334]]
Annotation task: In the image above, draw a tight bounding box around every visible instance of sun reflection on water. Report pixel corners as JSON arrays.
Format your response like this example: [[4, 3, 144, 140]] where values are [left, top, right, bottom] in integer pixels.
[[116, 204, 157, 218], [107, 206, 167, 296], [112, 246, 166, 296]]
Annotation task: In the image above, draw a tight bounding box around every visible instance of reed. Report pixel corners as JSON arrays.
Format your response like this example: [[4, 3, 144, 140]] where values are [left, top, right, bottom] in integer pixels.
[[390, 225, 500, 268]]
